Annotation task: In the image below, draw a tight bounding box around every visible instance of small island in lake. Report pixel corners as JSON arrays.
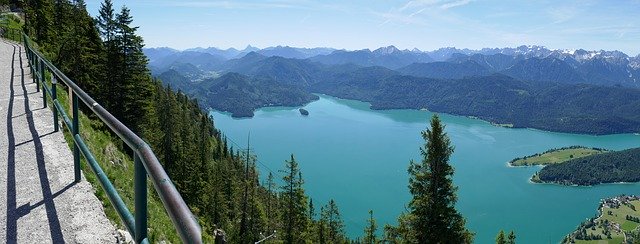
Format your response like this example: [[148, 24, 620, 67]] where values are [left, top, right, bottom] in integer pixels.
[[510, 146, 609, 166], [562, 195, 640, 243], [299, 108, 309, 116], [520, 147, 640, 186]]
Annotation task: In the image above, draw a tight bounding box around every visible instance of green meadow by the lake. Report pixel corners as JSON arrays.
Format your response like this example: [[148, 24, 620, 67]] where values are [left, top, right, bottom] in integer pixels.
[[510, 146, 609, 166], [565, 198, 640, 243], [209, 94, 640, 243]]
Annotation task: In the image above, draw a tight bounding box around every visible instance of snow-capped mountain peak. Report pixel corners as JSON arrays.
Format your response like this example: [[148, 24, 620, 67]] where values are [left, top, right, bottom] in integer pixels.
[[373, 45, 400, 55]]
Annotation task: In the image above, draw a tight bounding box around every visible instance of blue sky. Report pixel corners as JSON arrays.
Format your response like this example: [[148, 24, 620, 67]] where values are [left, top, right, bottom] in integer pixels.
[[86, 0, 640, 55]]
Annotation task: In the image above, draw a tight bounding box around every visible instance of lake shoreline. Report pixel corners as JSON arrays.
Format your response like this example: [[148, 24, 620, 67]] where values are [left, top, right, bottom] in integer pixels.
[[210, 94, 640, 137]]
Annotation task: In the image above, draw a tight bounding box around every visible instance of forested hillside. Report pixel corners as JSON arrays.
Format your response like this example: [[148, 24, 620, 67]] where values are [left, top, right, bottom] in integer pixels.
[[195, 72, 318, 117], [313, 73, 640, 134], [17, 0, 349, 242]]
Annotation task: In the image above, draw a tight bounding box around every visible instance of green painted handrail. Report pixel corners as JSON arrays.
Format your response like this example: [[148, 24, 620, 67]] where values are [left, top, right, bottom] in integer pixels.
[[20, 33, 202, 244]]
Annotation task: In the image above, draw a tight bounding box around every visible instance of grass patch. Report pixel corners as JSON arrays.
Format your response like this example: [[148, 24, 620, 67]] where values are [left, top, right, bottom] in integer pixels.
[[564, 197, 640, 243], [600, 201, 640, 232], [510, 146, 609, 166], [491, 122, 514, 128], [0, 11, 23, 42], [574, 237, 624, 244]]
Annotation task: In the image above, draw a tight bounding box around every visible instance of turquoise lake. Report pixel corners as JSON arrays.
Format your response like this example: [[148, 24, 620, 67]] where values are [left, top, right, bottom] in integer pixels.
[[209, 94, 640, 243]]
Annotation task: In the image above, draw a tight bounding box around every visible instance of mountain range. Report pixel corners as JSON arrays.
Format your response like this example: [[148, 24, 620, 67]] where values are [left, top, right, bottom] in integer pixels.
[[145, 45, 640, 134], [146, 45, 640, 88]]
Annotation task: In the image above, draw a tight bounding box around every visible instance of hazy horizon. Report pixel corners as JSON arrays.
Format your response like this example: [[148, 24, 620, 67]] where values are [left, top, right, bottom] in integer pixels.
[[145, 44, 640, 57], [85, 0, 640, 56]]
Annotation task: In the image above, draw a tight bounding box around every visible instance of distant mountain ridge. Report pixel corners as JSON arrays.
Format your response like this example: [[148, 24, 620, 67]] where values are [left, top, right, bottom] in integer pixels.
[[145, 44, 640, 87], [147, 44, 640, 134], [309, 45, 434, 69]]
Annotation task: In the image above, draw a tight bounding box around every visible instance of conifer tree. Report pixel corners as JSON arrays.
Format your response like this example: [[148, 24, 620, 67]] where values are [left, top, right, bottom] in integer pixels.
[[507, 230, 516, 244], [115, 6, 156, 136], [280, 155, 308, 244], [51, 0, 72, 49], [265, 172, 276, 233], [56, 0, 104, 100], [96, 0, 115, 41], [318, 206, 327, 244], [96, 0, 120, 115], [309, 198, 315, 221], [363, 210, 377, 244], [383, 212, 414, 243], [496, 230, 506, 244], [408, 114, 473, 243], [25, 0, 54, 46], [322, 199, 345, 243]]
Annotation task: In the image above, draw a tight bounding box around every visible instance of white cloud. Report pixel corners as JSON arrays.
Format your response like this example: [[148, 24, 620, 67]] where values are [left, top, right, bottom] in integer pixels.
[[165, 0, 344, 10], [168, 1, 298, 9], [547, 5, 579, 24], [400, 0, 473, 11], [440, 0, 472, 10], [380, 0, 474, 26]]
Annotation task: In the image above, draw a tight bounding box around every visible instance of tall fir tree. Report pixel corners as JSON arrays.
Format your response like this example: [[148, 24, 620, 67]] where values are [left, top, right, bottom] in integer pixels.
[[318, 206, 327, 244], [265, 172, 277, 234], [96, 0, 115, 41], [363, 210, 377, 244], [496, 230, 506, 244], [25, 0, 54, 47], [383, 212, 414, 243], [55, 0, 104, 101], [407, 114, 473, 243], [280, 155, 308, 244], [322, 199, 345, 243], [115, 6, 156, 138], [95, 0, 120, 116], [507, 230, 516, 244]]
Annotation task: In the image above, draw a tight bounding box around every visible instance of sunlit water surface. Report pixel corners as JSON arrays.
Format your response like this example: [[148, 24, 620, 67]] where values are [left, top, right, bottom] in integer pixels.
[[209, 94, 640, 243]]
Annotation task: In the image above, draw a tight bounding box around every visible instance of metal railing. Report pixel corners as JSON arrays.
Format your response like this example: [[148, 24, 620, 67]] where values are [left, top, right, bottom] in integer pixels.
[[20, 33, 202, 243]]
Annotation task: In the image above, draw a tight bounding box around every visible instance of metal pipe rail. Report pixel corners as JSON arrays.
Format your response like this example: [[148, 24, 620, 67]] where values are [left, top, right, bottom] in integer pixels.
[[20, 33, 202, 243]]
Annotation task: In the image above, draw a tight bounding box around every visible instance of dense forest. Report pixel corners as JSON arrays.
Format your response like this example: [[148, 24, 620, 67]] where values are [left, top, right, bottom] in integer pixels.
[[535, 148, 640, 185], [192, 72, 318, 117], [16, 0, 351, 242], [156, 51, 640, 134]]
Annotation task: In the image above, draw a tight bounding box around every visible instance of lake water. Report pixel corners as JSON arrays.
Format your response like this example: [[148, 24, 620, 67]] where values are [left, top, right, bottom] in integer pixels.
[[209, 94, 640, 243]]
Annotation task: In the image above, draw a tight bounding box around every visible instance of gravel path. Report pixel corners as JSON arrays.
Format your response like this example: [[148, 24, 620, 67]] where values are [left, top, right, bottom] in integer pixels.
[[0, 39, 118, 243]]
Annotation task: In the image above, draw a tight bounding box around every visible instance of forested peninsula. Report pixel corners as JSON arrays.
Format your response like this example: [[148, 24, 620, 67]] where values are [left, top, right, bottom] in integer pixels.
[[531, 147, 640, 186]]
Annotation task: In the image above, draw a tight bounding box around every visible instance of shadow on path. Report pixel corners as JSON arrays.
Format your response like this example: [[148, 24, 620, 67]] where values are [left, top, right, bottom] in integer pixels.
[[4, 41, 70, 244], [5, 35, 17, 244]]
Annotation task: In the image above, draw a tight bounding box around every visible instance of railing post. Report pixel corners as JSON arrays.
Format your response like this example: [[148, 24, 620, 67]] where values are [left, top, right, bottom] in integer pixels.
[[34, 54, 39, 91], [72, 93, 80, 183], [40, 59, 46, 106], [134, 153, 148, 243], [51, 76, 59, 132]]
